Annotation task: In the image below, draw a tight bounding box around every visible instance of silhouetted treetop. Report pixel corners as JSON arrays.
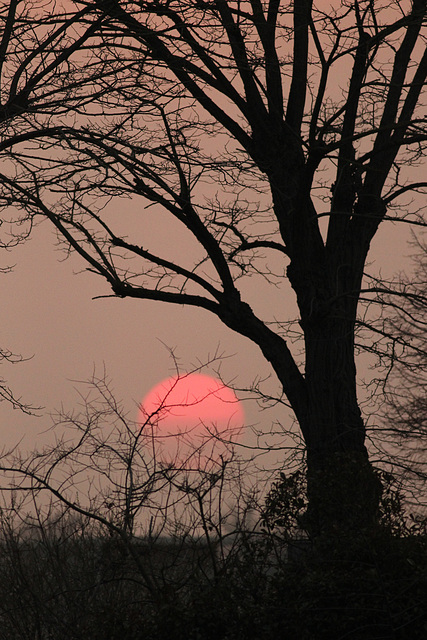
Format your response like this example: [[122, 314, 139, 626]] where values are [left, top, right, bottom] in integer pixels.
[[1, 0, 426, 536]]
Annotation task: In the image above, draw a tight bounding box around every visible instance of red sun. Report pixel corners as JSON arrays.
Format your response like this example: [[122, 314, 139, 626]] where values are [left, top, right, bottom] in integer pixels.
[[138, 373, 244, 469]]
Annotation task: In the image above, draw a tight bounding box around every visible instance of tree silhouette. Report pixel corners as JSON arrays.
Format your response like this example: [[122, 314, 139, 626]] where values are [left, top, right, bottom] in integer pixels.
[[0, 0, 426, 535], [372, 241, 427, 517]]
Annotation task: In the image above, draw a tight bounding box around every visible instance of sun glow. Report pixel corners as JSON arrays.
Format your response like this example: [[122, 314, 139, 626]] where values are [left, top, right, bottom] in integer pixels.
[[139, 373, 245, 469]]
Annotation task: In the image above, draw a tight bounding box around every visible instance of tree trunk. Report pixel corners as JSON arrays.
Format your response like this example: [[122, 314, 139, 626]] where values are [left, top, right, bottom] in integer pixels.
[[301, 315, 383, 538], [220, 248, 383, 539]]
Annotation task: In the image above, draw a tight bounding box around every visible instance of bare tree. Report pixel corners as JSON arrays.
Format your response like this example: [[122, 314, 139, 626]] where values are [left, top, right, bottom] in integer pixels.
[[367, 239, 427, 518], [0, 371, 425, 638], [0, 0, 102, 416], [0, 369, 259, 616], [0, 0, 427, 536]]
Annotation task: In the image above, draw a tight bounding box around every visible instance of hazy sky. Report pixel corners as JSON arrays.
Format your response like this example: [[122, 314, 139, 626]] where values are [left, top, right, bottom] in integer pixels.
[[0, 214, 280, 456], [0, 0, 422, 467], [0, 194, 413, 464]]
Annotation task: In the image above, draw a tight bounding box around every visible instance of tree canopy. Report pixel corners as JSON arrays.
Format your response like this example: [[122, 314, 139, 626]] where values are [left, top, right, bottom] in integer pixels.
[[1, 0, 426, 534]]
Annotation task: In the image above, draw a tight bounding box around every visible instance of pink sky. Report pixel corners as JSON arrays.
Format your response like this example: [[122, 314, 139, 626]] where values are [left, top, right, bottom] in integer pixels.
[[0, 0, 422, 467], [0, 199, 413, 462]]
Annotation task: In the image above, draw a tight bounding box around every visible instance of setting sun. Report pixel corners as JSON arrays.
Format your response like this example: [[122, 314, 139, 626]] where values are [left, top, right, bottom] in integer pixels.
[[139, 373, 244, 468]]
